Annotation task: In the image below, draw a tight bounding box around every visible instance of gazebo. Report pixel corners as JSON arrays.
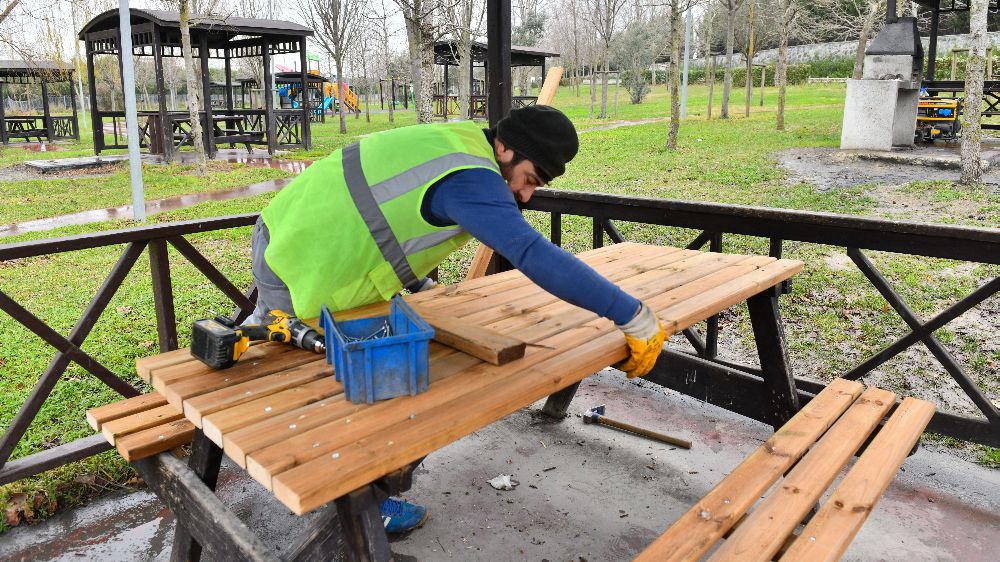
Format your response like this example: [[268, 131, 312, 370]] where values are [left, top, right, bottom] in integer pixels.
[[916, 0, 1000, 129], [433, 41, 559, 119], [0, 60, 79, 144], [79, 8, 314, 158]]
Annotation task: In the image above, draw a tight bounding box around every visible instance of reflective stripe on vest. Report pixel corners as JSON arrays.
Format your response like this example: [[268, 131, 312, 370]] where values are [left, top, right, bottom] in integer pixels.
[[342, 143, 420, 288], [371, 153, 499, 204]]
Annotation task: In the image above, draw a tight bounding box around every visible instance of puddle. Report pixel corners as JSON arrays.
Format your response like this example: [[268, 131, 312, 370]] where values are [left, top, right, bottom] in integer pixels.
[[0, 177, 295, 237], [18, 142, 64, 152]]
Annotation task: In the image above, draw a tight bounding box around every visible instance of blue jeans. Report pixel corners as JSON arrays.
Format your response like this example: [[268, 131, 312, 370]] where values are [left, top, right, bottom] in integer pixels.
[[247, 216, 295, 324]]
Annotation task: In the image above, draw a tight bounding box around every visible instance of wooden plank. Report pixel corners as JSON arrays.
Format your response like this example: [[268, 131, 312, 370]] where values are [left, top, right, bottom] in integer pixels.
[[101, 404, 185, 444], [438, 244, 672, 319], [160, 348, 319, 411], [205, 377, 346, 450], [781, 397, 936, 562], [632, 378, 864, 562], [136, 347, 196, 383], [148, 342, 285, 395], [658, 259, 803, 333], [86, 392, 168, 431], [709, 386, 897, 562], [415, 308, 526, 365], [536, 66, 564, 106], [182, 359, 330, 427], [464, 244, 495, 281], [115, 418, 196, 461]]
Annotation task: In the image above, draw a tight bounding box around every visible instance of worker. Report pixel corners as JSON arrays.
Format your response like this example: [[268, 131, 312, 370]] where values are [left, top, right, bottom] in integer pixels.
[[248, 105, 666, 533]]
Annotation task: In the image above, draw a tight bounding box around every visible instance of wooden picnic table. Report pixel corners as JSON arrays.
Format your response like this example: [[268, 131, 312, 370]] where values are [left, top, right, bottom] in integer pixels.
[[98, 242, 803, 561]]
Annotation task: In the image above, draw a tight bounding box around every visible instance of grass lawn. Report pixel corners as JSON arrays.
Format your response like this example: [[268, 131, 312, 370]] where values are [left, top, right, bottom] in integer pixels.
[[1, 82, 997, 530]]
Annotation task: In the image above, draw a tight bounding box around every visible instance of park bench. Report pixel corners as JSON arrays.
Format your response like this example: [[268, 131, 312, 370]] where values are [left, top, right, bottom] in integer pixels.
[[87, 242, 823, 560], [635, 378, 935, 562]]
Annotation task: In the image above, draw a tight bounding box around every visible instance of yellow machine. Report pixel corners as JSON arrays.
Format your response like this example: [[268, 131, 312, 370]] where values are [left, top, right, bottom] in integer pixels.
[[916, 97, 962, 142]]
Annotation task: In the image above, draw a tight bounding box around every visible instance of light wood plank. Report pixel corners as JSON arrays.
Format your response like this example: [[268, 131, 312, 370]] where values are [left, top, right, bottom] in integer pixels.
[[633, 378, 864, 562], [161, 348, 319, 410], [115, 419, 196, 462], [709, 386, 897, 562], [101, 404, 185, 444], [86, 392, 168, 431], [182, 359, 330, 427], [415, 309, 526, 365], [781, 397, 936, 562], [148, 342, 285, 395], [658, 259, 803, 333], [136, 347, 197, 383], [205, 377, 347, 449]]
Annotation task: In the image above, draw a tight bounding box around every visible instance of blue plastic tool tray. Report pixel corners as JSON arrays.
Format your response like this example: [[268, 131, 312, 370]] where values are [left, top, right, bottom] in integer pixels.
[[319, 296, 434, 404]]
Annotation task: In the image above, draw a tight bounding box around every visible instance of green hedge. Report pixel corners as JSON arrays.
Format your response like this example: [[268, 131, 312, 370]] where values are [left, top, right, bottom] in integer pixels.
[[643, 63, 811, 86]]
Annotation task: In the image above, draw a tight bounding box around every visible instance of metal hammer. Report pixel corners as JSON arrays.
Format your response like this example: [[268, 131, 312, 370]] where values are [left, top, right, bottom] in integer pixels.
[[582, 405, 692, 449]]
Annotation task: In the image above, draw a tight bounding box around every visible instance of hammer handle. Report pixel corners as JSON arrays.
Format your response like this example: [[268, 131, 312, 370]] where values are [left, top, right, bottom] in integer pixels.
[[598, 417, 693, 449]]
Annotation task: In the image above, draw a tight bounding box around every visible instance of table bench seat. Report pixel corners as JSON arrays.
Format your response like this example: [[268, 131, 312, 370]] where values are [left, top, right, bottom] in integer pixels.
[[635, 378, 935, 562]]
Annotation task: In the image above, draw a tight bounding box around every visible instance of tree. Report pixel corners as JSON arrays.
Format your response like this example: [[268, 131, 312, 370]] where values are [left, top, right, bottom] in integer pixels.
[[179, 0, 208, 174], [613, 22, 658, 104], [395, 0, 443, 123], [586, 0, 630, 118], [719, 0, 746, 119], [666, 0, 699, 149], [303, 0, 362, 134], [961, 0, 988, 185], [444, 0, 485, 119], [513, 5, 546, 96], [370, 0, 399, 123]]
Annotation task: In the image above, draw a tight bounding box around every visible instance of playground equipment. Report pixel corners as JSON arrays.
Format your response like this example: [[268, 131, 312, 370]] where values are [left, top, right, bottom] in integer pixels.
[[324, 80, 361, 113]]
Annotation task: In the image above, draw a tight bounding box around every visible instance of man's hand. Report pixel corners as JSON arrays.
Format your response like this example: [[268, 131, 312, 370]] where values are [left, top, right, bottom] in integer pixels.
[[615, 303, 667, 378]]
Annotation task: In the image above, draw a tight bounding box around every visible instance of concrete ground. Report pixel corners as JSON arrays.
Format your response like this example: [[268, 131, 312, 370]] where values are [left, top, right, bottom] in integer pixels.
[[1, 370, 998, 561]]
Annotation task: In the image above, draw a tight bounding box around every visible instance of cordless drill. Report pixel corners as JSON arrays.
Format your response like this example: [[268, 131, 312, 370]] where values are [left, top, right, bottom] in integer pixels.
[[190, 310, 325, 369]]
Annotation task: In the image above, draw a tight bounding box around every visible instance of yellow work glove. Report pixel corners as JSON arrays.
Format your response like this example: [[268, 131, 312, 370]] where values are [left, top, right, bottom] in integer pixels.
[[615, 303, 667, 378]]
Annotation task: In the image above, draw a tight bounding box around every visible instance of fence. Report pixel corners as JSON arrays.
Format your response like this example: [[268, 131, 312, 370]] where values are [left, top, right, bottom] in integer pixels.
[[0, 191, 997, 487]]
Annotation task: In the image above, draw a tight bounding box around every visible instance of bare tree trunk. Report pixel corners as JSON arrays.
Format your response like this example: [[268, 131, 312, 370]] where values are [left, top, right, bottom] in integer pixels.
[[335, 55, 348, 133], [776, 0, 791, 130], [404, 17, 424, 118], [961, 0, 988, 185], [744, 0, 755, 118], [459, 43, 472, 118], [180, 0, 207, 175], [722, 6, 736, 119], [589, 57, 597, 118], [667, 1, 681, 149], [418, 27, 435, 123], [600, 60, 609, 118], [853, 1, 880, 80]]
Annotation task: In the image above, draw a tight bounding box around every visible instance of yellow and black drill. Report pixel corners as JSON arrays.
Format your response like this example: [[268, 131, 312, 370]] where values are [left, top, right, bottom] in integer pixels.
[[190, 310, 325, 369]]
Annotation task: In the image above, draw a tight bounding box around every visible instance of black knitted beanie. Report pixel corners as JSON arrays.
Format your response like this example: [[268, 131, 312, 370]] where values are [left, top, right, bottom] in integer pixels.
[[495, 105, 578, 181]]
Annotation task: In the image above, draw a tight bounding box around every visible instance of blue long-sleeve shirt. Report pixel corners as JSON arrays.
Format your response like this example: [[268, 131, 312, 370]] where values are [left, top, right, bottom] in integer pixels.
[[421, 167, 640, 325]]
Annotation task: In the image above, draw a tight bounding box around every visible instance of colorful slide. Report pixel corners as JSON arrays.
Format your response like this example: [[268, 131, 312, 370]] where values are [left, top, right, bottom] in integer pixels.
[[325, 81, 361, 113]]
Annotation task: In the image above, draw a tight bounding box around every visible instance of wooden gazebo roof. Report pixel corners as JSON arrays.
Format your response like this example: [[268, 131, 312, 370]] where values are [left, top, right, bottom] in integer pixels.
[[0, 60, 74, 82], [78, 8, 312, 43], [433, 41, 558, 67]]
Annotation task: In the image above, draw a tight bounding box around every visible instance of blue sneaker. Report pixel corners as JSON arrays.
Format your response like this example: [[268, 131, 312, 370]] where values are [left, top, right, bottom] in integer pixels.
[[380, 498, 427, 533]]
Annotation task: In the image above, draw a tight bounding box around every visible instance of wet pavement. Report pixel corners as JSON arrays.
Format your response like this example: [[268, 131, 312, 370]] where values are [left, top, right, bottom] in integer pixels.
[[0, 178, 295, 237], [1, 370, 997, 561], [2, 151, 310, 237]]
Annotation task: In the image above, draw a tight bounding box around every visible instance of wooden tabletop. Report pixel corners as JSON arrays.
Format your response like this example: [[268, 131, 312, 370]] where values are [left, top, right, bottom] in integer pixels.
[[136, 243, 802, 515]]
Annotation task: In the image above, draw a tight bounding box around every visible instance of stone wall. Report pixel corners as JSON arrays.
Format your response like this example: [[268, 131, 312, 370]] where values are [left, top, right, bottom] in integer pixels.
[[687, 32, 1000, 69]]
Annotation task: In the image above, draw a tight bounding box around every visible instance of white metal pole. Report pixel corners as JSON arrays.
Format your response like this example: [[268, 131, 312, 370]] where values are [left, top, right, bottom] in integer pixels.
[[118, 0, 145, 221], [681, 7, 694, 119]]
